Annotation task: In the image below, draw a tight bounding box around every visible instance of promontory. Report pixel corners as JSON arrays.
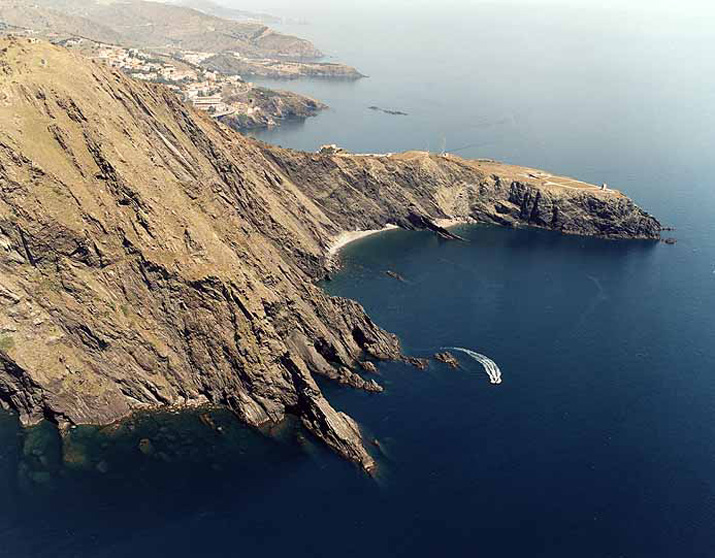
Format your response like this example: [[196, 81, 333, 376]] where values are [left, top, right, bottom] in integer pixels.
[[0, 38, 661, 472]]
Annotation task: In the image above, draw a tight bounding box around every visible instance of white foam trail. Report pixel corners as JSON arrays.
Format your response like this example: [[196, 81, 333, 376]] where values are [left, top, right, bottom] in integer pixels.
[[444, 347, 503, 385]]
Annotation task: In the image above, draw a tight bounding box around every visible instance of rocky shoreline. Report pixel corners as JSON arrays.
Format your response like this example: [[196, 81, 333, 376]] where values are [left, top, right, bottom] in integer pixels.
[[0, 39, 661, 473]]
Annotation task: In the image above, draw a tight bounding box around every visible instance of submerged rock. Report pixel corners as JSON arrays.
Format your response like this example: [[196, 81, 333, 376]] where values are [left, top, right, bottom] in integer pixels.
[[138, 439, 155, 456], [385, 270, 406, 282], [29, 471, 52, 484], [199, 412, 218, 431], [62, 440, 90, 469]]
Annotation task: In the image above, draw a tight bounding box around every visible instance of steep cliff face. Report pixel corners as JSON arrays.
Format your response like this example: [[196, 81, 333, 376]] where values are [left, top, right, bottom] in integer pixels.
[[0, 39, 660, 471], [263, 150, 661, 242]]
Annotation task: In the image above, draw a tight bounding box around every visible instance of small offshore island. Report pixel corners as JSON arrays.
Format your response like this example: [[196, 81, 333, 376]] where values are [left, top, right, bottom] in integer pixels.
[[0, 37, 662, 473], [369, 105, 408, 116]]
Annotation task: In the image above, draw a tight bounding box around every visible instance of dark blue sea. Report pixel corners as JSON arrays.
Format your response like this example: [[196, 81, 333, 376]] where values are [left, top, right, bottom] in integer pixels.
[[2, 3, 714, 557]]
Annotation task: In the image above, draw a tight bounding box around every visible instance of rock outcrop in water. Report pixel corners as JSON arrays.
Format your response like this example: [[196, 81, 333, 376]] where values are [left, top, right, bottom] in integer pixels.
[[434, 352, 460, 369], [0, 39, 661, 471]]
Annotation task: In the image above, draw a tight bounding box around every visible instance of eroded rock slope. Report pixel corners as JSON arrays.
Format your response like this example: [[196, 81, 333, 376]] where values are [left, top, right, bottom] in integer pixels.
[[0, 39, 660, 470]]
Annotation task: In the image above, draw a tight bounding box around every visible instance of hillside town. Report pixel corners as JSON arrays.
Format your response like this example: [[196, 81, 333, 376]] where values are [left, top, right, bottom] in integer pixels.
[[0, 0, 361, 130], [60, 38, 247, 119], [47, 37, 323, 129]]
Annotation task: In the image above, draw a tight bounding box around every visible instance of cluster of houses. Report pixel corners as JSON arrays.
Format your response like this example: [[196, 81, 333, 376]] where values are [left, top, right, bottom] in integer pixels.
[[50, 38, 279, 122], [178, 51, 215, 65], [91, 45, 199, 84], [68, 40, 249, 118], [182, 75, 245, 117]]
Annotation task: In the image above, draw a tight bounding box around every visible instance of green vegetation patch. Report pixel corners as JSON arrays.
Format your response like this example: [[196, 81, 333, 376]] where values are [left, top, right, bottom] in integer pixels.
[[0, 335, 15, 352]]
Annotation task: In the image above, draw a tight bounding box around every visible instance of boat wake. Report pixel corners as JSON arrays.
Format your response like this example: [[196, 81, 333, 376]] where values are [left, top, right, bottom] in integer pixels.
[[444, 347, 503, 385]]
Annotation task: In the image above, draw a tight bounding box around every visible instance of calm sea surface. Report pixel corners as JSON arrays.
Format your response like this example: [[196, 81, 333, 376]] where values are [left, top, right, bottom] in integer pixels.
[[2, 4, 714, 557]]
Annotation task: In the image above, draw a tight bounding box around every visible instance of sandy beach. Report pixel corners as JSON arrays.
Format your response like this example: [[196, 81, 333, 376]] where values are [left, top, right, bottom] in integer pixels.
[[328, 225, 400, 256], [434, 217, 468, 229], [328, 219, 468, 258]]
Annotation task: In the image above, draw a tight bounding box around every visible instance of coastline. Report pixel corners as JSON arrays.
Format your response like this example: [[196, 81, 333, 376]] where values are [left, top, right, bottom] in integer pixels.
[[328, 219, 468, 258], [434, 217, 468, 229], [328, 225, 400, 256]]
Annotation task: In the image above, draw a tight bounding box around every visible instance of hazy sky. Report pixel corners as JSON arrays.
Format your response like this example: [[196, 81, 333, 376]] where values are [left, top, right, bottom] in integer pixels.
[[235, 0, 715, 16]]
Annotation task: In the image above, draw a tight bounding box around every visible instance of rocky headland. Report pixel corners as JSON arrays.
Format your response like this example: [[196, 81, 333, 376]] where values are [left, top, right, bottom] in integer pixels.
[[202, 53, 364, 81], [0, 39, 661, 472], [218, 85, 327, 130]]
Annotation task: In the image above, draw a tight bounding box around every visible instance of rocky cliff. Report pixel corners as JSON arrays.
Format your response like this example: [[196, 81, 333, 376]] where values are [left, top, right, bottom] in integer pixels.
[[0, 39, 661, 471], [263, 150, 661, 242]]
